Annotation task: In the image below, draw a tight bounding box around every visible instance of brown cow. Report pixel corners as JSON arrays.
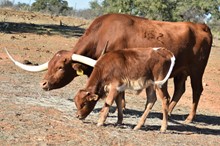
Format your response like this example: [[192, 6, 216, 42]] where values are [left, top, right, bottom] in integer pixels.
[[6, 13, 212, 123], [74, 47, 175, 132]]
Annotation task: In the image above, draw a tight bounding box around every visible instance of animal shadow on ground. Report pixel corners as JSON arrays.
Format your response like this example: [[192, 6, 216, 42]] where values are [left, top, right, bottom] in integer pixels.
[[0, 22, 85, 38], [93, 106, 220, 135]]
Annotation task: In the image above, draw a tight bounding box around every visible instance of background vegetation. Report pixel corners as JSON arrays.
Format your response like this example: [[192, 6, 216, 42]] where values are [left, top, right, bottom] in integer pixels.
[[0, 0, 219, 36]]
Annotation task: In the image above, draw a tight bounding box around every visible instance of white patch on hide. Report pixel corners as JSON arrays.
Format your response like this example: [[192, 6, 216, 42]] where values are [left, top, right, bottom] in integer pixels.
[[153, 47, 160, 51], [117, 78, 154, 93], [154, 55, 175, 88]]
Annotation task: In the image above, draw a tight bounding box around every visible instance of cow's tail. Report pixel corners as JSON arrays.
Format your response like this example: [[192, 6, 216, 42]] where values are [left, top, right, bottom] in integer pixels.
[[153, 47, 175, 88]]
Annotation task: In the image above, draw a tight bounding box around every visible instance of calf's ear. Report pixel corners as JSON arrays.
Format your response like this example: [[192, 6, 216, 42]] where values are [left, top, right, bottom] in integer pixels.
[[87, 94, 99, 101]]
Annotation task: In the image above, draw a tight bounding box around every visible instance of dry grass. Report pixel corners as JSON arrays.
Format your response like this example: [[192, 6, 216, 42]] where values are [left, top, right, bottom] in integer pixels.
[[0, 9, 219, 146]]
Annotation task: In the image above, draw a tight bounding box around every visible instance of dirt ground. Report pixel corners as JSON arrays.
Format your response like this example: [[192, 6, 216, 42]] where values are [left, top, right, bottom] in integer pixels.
[[0, 9, 219, 146]]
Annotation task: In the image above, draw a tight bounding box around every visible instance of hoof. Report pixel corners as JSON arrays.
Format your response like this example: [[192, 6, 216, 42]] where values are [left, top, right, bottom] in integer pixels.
[[184, 119, 192, 124], [114, 123, 122, 127], [133, 126, 140, 131], [116, 121, 123, 125], [160, 125, 167, 133], [97, 123, 104, 127], [160, 128, 167, 133], [114, 123, 123, 127], [168, 112, 172, 117]]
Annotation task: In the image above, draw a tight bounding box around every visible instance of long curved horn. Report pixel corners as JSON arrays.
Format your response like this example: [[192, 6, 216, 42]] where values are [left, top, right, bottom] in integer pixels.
[[72, 54, 97, 67], [4, 48, 48, 72], [71, 41, 109, 67]]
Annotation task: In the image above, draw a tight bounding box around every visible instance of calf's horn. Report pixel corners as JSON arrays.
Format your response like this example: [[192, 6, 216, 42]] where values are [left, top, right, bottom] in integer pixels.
[[72, 54, 97, 67], [4, 48, 48, 72], [101, 41, 109, 56]]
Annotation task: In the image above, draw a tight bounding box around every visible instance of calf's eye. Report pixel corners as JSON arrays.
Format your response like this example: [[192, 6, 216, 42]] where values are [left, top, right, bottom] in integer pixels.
[[58, 66, 64, 70]]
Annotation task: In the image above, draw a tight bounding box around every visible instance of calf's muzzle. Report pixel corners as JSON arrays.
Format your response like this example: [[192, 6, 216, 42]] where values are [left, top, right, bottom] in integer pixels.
[[40, 80, 50, 91]]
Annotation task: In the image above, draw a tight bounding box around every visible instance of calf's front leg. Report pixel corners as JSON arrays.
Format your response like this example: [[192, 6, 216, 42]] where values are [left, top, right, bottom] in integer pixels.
[[97, 84, 119, 126]]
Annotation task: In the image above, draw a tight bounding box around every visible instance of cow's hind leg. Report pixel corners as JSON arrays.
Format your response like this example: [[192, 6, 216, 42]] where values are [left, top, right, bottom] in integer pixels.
[[185, 72, 204, 123], [134, 86, 157, 130], [169, 73, 187, 116]]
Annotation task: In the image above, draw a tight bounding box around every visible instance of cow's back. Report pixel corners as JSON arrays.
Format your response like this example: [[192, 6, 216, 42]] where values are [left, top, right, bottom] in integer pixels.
[[75, 13, 212, 77]]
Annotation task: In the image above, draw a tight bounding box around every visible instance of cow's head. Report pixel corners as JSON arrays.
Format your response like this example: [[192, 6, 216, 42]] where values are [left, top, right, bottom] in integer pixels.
[[74, 89, 99, 120], [41, 50, 77, 90], [4, 48, 96, 91]]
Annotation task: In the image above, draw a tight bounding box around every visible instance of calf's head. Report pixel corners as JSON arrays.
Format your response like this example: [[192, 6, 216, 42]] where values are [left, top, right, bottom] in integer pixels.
[[74, 89, 99, 119]]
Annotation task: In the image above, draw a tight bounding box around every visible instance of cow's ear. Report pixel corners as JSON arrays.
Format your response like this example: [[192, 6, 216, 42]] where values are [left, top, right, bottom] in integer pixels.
[[72, 63, 85, 76], [87, 94, 99, 101]]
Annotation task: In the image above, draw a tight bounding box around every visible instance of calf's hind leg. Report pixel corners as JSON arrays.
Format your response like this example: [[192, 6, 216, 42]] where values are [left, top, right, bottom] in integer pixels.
[[156, 83, 170, 132], [134, 86, 157, 130], [115, 92, 124, 125]]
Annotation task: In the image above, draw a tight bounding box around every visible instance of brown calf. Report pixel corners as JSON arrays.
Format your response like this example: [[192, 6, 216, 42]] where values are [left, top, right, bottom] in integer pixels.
[[74, 47, 175, 132]]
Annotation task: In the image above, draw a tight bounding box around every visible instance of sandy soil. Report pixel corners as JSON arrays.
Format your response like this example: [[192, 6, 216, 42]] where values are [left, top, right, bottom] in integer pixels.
[[0, 9, 219, 146]]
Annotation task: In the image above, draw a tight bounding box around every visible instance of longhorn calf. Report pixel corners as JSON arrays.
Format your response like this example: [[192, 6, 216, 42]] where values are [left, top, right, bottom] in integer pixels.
[[74, 47, 175, 132]]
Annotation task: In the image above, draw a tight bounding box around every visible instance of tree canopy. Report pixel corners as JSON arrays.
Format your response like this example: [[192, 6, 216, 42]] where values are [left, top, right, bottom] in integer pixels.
[[31, 0, 70, 15], [90, 0, 220, 22]]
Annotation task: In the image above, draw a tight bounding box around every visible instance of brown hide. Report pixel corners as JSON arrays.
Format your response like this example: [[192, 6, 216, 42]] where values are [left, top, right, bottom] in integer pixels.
[[41, 13, 212, 122], [42, 13, 212, 90], [74, 47, 174, 120]]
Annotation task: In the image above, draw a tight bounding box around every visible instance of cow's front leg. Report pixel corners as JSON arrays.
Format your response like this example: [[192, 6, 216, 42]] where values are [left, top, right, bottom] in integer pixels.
[[97, 83, 119, 126]]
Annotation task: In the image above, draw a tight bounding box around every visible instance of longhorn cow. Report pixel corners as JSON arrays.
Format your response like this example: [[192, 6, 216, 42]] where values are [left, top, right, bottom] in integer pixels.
[[5, 13, 212, 123]]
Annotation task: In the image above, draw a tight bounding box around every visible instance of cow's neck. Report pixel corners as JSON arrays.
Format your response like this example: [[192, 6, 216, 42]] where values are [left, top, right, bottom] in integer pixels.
[[72, 35, 98, 59], [74, 48, 97, 59], [72, 41, 102, 77]]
